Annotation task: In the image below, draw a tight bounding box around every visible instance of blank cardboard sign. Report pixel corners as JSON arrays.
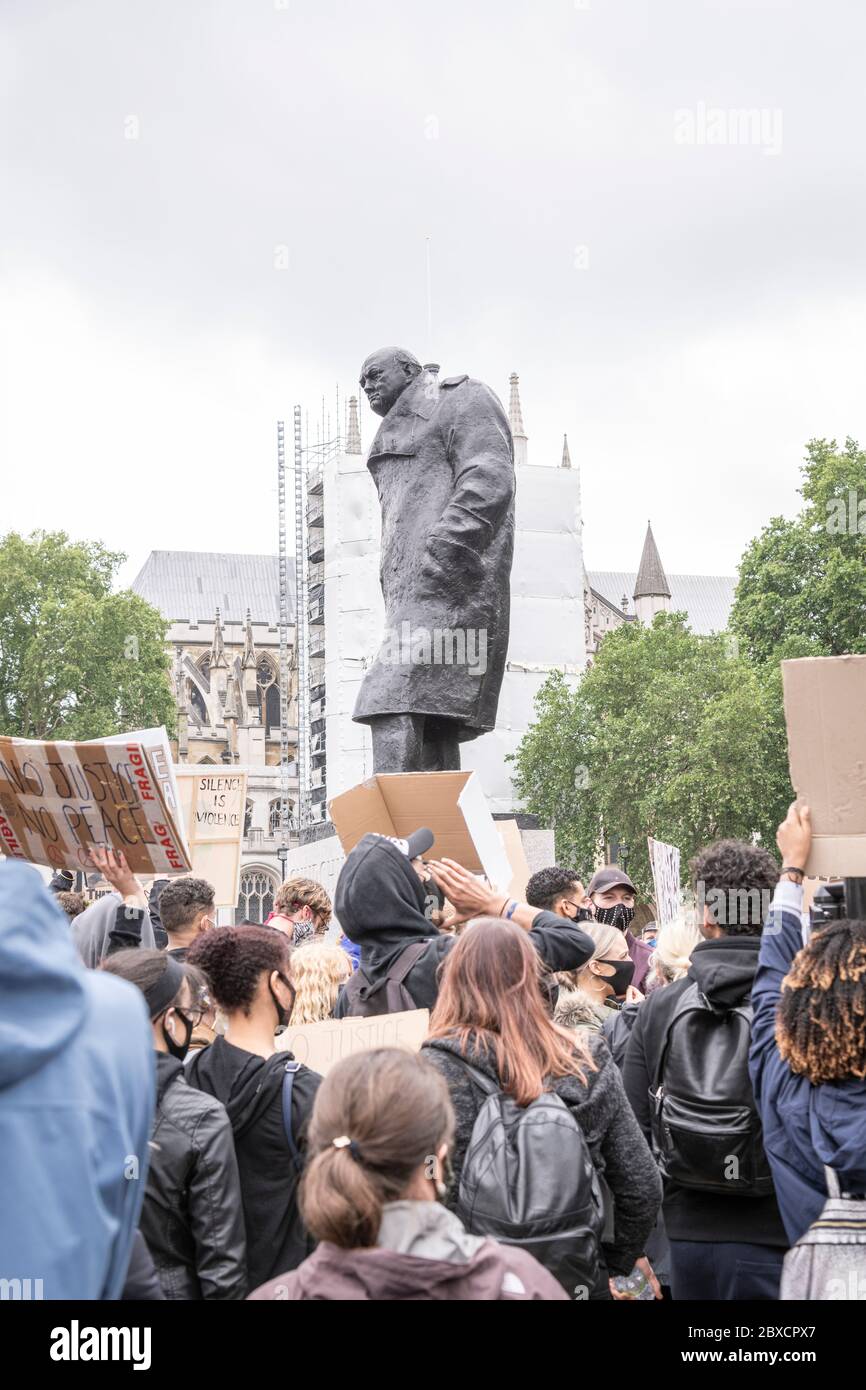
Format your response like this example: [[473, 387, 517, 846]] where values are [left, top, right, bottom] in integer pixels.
[[275, 1008, 430, 1074], [782, 655, 866, 877], [328, 770, 512, 888]]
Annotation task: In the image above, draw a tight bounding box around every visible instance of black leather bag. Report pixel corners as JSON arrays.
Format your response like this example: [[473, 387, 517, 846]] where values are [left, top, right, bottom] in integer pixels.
[[650, 982, 773, 1195], [454, 1059, 605, 1296]]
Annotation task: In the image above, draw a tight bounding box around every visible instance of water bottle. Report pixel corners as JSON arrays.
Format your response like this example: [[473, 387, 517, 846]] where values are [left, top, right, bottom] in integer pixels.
[[611, 1265, 656, 1300]]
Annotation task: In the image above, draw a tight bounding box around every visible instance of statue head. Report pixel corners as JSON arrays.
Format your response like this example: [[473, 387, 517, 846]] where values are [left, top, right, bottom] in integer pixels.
[[359, 347, 422, 417]]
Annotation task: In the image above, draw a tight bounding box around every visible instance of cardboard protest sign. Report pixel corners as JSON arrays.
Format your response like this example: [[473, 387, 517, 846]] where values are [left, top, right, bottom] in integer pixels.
[[175, 768, 248, 907], [497, 818, 532, 901], [328, 770, 512, 889], [782, 655, 866, 876], [648, 837, 681, 925], [275, 1008, 430, 1074], [0, 728, 190, 876]]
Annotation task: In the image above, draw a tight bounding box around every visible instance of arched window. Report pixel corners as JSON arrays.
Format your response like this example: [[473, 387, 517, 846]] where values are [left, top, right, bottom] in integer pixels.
[[235, 867, 278, 925], [257, 656, 281, 736], [244, 799, 254, 835], [189, 683, 207, 724], [265, 683, 280, 735]]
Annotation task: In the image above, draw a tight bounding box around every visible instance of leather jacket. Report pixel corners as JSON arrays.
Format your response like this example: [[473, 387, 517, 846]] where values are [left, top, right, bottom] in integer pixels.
[[140, 1054, 248, 1299]]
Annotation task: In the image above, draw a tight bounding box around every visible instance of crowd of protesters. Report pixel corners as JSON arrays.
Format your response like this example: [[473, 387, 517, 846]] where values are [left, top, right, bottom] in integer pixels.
[[2, 799, 866, 1302]]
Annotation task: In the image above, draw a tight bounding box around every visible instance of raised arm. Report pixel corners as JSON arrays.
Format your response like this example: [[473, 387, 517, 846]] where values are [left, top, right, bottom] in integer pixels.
[[427, 857, 595, 972], [749, 802, 811, 1106]]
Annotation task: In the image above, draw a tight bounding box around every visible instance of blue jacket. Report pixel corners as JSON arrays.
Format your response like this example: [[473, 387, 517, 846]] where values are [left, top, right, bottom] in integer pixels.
[[749, 879, 866, 1244], [0, 863, 155, 1300]]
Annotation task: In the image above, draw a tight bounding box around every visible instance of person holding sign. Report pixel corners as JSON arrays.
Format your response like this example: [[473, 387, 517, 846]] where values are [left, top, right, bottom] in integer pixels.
[[750, 802, 866, 1253]]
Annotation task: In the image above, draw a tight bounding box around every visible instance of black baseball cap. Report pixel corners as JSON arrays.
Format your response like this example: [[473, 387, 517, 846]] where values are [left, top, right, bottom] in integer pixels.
[[588, 866, 636, 896], [375, 828, 435, 860]]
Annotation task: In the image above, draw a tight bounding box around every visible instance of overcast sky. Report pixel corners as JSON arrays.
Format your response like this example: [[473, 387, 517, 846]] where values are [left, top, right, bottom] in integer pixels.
[[2, 0, 865, 589]]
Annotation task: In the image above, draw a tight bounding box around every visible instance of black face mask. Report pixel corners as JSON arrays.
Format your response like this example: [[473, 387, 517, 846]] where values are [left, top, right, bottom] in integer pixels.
[[596, 957, 635, 999], [162, 1009, 194, 1061], [560, 901, 593, 923], [269, 977, 294, 1033], [594, 903, 636, 932]]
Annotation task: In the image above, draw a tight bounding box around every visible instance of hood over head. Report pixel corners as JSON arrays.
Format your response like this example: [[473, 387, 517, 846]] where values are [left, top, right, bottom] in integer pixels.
[[335, 833, 439, 972], [0, 862, 89, 1090], [72, 890, 156, 968]]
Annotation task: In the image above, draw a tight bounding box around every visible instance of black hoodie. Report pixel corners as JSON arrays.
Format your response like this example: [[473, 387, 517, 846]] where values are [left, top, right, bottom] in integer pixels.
[[186, 1037, 321, 1290], [622, 935, 787, 1246], [333, 833, 596, 1016]]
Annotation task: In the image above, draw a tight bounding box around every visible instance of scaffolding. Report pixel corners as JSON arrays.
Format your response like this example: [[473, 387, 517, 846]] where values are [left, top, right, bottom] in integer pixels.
[[277, 397, 342, 851], [276, 420, 291, 875], [293, 405, 310, 836]]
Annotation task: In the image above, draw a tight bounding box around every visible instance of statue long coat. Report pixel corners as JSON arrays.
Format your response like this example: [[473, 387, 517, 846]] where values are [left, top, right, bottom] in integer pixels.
[[353, 370, 515, 742]]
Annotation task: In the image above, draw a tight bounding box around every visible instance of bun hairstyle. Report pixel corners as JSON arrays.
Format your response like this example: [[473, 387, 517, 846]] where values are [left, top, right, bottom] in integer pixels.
[[299, 1049, 454, 1249]]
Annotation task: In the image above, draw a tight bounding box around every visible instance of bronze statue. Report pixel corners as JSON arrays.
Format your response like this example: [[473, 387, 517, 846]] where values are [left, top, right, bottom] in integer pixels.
[[353, 346, 515, 772]]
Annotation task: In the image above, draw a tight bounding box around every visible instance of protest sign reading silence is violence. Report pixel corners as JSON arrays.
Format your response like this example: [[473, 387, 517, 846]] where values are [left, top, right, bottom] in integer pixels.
[[0, 728, 190, 876]]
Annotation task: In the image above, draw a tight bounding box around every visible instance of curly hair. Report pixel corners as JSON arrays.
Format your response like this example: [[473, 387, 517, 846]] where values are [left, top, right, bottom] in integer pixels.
[[187, 925, 290, 1014], [289, 941, 353, 1025], [775, 918, 866, 1083], [689, 839, 779, 936], [525, 866, 582, 911], [274, 876, 333, 930], [56, 890, 86, 921], [158, 876, 215, 933]]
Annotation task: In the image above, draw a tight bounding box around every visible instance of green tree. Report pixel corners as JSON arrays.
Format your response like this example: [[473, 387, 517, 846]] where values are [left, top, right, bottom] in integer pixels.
[[0, 530, 175, 740], [511, 615, 793, 898], [731, 437, 866, 664]]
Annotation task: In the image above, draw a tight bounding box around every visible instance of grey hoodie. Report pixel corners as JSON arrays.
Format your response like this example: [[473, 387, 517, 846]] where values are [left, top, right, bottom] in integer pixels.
[[72, 891, 156, 968]]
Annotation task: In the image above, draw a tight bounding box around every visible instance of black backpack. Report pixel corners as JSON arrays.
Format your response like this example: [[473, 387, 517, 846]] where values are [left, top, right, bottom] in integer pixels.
[[649, 981, 773, 1195], [454, 1059, 606, 1297], [339, 940, 431, 1017]]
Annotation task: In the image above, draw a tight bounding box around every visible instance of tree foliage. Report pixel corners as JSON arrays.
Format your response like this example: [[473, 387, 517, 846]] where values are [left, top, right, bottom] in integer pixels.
[[731, 437, 866, 664], [511, 615, 793, 898], [0, 530, 175, 740]]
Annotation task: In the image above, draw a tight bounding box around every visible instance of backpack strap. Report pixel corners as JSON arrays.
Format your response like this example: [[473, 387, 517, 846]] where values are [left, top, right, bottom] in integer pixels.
[[446, 1051, 502, 1097], [650, 980, 704, 1092], [386, 939, 432, 983], [281, 1061, 302, 1171]]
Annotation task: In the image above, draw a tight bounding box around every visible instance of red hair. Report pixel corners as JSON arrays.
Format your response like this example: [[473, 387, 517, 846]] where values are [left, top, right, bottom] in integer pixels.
[[428, 918, 595, 1105]]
